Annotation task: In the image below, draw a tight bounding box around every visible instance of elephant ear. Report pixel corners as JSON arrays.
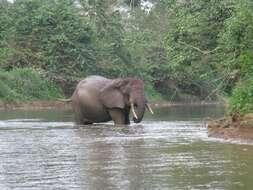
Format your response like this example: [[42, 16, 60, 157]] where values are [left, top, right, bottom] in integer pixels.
[[99, 79, 127, 109]]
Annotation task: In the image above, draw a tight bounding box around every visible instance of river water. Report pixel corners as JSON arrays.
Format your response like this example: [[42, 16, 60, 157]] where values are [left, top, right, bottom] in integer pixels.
[[0, 105, 253, 190]]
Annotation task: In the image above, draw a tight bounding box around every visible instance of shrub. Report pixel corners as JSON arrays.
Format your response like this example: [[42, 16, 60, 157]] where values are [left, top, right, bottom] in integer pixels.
[[0, 68, 63, 102], [229, 77, 253, 115], [145, 83, 162, 101]]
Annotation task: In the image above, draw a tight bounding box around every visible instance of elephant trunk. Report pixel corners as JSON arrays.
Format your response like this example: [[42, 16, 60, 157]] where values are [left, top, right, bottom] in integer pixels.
[[129, 90, 146, 123], [132, 102, 145, 123]]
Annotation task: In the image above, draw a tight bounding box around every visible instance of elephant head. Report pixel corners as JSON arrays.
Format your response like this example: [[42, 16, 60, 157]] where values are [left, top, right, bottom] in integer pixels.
[[99, 78, 153, 123]]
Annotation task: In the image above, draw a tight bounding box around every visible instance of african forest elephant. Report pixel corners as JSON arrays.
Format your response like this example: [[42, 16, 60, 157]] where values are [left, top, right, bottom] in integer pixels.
[[70, 75, 153, 125]]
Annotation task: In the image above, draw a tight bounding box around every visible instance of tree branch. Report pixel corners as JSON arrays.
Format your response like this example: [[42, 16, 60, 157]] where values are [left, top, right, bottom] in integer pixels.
[[178, 41, 220, 54]]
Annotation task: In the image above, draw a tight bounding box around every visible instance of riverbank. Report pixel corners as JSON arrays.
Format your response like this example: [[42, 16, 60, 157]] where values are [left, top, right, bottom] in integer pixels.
[[208, 113, 253, 141], [0, 101, 72, 111], [151, 100, 225, 107], [0, 100, 224, 111]]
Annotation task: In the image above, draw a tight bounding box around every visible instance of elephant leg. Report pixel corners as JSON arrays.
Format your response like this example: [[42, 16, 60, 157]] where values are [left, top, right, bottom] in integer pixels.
[[82, 119, 93, 125], [124, 109, 130, 125], [75, 115, 93, 125], [73, 106, 93, 125], [109, 108, 125, 125], [73, 108, 83, 125]]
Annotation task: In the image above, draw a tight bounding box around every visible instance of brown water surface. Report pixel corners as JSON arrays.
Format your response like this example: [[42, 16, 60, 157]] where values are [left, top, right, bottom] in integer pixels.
[[0, 105, 253, 190]]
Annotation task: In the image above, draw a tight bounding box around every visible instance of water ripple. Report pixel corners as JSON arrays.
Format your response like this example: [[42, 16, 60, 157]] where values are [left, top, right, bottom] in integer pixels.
[[0, 118, 253, 190]]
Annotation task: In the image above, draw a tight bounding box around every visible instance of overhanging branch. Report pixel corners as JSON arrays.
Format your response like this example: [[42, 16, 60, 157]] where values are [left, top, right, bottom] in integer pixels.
[[178, 41, 220, 55]]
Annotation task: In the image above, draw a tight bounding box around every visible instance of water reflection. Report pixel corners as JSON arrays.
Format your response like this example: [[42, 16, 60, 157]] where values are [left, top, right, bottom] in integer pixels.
[[149, 104, 225, 121], [0, 104, 224, 122], [0, 105, 253, 190]]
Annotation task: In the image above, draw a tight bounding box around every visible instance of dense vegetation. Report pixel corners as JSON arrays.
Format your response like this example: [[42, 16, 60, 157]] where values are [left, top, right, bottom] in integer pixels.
[[0, 0, 252, 114], [0, 68, 62, 102]]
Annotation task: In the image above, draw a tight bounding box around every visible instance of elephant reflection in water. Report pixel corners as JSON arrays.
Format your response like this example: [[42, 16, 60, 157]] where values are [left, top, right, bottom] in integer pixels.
[[76, 126, 147, 189], [69, 75, 153, 125]]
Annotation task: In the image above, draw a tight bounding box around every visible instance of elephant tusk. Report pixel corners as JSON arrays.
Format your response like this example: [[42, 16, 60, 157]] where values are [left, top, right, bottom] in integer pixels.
[[131, 103, 138, 119], [146, 104, 154, 114]]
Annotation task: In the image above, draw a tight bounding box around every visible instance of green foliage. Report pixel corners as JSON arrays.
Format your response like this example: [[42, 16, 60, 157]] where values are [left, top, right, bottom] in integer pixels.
[[0, 0, 252, 111], [0, 1, 14, 67], [124, 0, 141, 8], [145, 83, 162, 101], [87, 0, 135, 78], [220, 0, 253, 115], [0, 68, 63, 102], [3, 0, 95, 84], [218, 0, 253, 92], [229, 77, 253, 114], [164, 0, 233, 99]]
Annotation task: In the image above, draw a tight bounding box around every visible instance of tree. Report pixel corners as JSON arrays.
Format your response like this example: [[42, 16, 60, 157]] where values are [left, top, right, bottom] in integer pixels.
[[164, 0, 233, 100], [0, 0, 14, 68], [84, 0, 134, 78], [219, 0, 253, 114], [4, 0, 96, 93]]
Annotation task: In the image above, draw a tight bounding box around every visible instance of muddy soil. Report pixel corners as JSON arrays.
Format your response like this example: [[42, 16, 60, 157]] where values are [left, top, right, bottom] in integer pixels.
[[208, 113, 253, 141], [0, 101, 72, 111]]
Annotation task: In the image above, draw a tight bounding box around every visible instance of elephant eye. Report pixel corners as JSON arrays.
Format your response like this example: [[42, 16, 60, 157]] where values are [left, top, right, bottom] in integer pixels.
[[134, 103, 138, 107]]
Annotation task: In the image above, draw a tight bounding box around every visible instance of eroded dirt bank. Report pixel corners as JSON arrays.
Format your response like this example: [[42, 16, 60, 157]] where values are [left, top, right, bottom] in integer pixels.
[[0, 101, 72, 111], [0, 101, 223, 111], [208, 113, 253, 141]]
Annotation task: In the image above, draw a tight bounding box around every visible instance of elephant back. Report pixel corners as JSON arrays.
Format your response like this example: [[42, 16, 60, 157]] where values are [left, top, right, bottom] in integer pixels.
[[77, 76, 110, 91]]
